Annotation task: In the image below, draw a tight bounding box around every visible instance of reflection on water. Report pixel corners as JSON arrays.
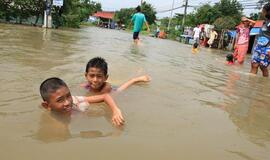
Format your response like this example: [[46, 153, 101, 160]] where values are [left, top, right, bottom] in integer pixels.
[[0, 23, 270, 160]]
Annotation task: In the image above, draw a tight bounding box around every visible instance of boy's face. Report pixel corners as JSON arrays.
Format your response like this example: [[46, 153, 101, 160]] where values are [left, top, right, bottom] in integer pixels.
[[42, 86, 73, 115], [85, 67, 108, 91]]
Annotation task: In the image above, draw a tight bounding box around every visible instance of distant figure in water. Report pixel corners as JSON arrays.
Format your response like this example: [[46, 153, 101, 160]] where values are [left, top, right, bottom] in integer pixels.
[[130, 6, 150, 45], [192, 42, 199, 54], [226, 53, 235, 65]]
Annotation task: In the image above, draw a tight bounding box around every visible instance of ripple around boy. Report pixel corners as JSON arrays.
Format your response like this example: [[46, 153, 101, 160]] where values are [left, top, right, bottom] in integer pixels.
[[81, 57, 151, 94], [40, 77, 124, 126]]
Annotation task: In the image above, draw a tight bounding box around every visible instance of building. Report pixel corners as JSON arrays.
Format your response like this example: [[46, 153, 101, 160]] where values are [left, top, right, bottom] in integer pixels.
[[92, 11, 116, 29]]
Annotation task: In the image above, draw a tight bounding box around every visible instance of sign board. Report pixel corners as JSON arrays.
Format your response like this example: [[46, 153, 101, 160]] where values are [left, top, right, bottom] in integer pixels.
[[53, 0, 63, 6]]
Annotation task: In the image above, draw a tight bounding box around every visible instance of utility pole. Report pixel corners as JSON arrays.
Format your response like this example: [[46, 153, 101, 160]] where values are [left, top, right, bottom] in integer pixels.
[[182, 0, 188, 29], [167, 0, 175, 31]]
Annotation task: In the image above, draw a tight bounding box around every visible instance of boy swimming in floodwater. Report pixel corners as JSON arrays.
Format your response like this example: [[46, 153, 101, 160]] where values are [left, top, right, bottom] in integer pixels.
[[250, 3, 270, 77], [40, 77, 124, 126], [81, 57, 151, 94]]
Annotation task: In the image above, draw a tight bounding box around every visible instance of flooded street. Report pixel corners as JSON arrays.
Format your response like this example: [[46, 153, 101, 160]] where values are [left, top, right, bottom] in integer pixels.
[[0, 23, 270, 160]]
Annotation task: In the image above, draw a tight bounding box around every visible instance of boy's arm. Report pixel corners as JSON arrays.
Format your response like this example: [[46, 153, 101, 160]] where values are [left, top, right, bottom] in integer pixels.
[[116, 75, 151, 92], [84, 94, 124, 126]]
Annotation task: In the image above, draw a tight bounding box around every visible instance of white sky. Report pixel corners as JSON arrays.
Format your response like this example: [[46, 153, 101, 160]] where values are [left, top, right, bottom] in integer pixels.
[[95, 0, 261, 18]]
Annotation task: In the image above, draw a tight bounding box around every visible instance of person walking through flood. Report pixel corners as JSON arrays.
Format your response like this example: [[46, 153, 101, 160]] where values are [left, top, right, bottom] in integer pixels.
[[130, 6, 150, 45]]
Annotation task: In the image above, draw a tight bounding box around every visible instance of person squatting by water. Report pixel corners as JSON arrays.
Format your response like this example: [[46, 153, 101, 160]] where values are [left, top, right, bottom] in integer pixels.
[[233, 17, 255, 64], [130, 6, 150, 45], [80, 57, 151, 94], [40, 77, 124, 126], [250, 3, 270, 77]]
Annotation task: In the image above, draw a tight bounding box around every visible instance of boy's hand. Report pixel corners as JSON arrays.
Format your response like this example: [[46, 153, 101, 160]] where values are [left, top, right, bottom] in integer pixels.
[[135, 75, 151, 82], [112, 108, 125, 126]]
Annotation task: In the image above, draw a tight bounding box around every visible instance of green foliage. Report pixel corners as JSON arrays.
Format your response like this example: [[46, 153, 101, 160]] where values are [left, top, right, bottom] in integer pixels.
[[141, 2, 156, 25], [0, 0, 45, 23], [194, 4, 220, 24], [0, 0, 13, 21], [78, 0, 101, 21], [62, 14, 80, 28], [0, 0, 101, 28], [213, 16, 238, 30], [114, 8, 134, 27], [249, 13, 260, 20], [114, 1, 156, 28], [184, 0, 243, 27]]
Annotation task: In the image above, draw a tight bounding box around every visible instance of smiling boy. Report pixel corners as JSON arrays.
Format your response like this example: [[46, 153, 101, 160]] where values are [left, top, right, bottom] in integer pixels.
[[82, 57, 151, 94], [40, 77, 124, 126]]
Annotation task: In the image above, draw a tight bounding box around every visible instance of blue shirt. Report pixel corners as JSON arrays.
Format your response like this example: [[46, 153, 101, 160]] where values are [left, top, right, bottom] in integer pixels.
[[132, 12, 146, 32]]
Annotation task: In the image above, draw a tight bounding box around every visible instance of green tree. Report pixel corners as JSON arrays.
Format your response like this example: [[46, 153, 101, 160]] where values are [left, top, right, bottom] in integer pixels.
[[79, 0, 101, 22], [114, 2, 156, 28], [213, 0, 243, 24], [0, 0, 13, 21], [250, 13, 260, 20], [141, 2, 156, 25], [194, 4, 220, 24], [213, 16, 238, 30], [114, 8, 134, 27], [52, 0, 102, 28]]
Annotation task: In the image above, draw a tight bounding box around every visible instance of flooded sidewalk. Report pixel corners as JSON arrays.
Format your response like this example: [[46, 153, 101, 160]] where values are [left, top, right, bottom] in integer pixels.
[[0, 24, 269, 160]]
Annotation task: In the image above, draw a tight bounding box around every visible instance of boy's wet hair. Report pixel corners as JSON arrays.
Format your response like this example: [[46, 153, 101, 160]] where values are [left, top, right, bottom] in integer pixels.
[[136, 6, 141, 12], [40, 77, 68, 102], [263, 3, 270, 19], [86, 57, 108, 75], [226, 53, 234, 62], [193, 43, 198, 49]]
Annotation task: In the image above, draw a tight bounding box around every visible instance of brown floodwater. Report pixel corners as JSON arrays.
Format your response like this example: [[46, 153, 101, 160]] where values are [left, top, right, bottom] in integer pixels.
[[0, 23, 270, 160]]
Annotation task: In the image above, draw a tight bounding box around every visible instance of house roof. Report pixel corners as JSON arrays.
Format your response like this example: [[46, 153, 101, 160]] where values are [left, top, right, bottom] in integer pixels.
[[254, 20, 264, 28], [93, 11, 115, 19]]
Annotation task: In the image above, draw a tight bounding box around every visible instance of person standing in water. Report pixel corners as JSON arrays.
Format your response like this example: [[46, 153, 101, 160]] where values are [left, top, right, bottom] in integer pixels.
[[233, 17, 255, 64], [130, 6, 150, 44], [207, 28, 218, 48], [250, 3, 270, 77]]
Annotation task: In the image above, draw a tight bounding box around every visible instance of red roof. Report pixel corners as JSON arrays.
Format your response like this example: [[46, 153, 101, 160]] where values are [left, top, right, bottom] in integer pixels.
[[254, 20, 264, 27], [93, 11, 115, 19]]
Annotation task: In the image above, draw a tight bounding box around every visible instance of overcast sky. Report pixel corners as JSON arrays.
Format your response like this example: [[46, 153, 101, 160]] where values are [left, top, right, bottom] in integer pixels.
[[95, 0, 260, 18]]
